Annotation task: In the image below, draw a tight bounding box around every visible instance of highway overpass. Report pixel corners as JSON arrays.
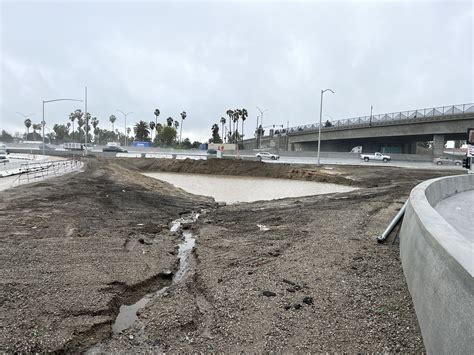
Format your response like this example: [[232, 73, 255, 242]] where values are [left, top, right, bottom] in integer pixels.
[[242, 103, 474, 155]]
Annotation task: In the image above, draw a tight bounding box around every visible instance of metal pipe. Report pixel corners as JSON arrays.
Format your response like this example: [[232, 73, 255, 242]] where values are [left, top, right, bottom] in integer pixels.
[[377, 200, 408, 243]]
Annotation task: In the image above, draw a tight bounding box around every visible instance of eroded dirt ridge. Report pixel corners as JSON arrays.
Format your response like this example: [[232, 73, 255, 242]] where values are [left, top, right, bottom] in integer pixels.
[[0, 158, 461, 352]]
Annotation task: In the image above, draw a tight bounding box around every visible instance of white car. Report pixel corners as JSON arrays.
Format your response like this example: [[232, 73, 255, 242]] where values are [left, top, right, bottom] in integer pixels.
[[256, 152, 280, 160]]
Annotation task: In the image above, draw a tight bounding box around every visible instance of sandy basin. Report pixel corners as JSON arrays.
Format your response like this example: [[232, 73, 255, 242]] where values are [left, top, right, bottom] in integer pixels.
[[143, 172, 356, 203]]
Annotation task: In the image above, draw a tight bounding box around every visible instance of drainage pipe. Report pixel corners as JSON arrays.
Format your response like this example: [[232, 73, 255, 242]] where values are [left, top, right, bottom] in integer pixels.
[[377, 200, 408, 244]]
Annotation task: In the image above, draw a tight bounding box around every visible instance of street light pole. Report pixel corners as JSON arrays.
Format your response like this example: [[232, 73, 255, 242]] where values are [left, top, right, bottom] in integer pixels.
[[84, 86, 88, 155], [117, 110, 133, 147], [42, 98, 83, 156], [256, 107, 268, 129], [317, 88, 335, 166], [256, 107, 268, 150], [42, 101, 45, 153]]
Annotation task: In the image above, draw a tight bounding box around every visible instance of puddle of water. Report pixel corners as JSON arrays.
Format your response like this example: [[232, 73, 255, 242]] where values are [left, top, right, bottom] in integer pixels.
[[112, 295, 153, 333], [143, 172, 355, 204], [110, 213, 199, 335]]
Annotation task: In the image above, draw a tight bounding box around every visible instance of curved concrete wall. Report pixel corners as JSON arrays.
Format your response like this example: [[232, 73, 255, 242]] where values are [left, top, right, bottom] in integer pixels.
[[400, 174, 474, 354]]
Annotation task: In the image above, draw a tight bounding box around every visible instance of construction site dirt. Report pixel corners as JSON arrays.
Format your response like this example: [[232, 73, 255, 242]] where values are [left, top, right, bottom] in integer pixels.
[[0, 158, 461, 353]]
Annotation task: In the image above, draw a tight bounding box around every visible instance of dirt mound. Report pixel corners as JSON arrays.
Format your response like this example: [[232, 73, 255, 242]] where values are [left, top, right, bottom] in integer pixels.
[[114, 158, 361, 186]]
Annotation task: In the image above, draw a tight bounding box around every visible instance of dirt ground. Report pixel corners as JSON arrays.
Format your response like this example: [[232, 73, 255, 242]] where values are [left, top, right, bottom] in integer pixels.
[[0, 158, 461, 352]]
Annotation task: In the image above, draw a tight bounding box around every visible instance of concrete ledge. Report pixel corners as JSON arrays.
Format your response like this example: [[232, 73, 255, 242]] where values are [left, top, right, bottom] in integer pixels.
[[399, 174, 474, 354]]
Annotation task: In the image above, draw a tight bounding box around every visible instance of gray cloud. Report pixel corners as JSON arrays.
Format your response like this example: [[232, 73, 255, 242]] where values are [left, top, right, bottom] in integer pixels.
[[1, 0, 472, 142]]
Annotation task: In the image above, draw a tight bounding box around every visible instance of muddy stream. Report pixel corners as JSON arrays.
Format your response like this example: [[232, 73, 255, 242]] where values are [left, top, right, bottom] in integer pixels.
[[86, 213, 199, 353]]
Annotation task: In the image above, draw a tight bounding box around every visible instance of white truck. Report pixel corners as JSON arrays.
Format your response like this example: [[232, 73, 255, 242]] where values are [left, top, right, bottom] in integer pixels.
[[63, 143, 83, 151], [360, 152, 391, 162]]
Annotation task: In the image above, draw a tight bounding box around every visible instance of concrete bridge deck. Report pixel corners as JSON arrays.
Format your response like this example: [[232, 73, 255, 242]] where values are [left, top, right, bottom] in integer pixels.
[[243, 103, 474, 154]]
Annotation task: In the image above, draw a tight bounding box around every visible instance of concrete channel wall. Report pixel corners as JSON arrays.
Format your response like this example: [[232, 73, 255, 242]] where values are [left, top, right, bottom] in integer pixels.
[[399, 174, 474, 354]]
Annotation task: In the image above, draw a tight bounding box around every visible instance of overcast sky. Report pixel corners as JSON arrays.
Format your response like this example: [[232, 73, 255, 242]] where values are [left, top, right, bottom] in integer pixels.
[[1, 0, 473, 142]]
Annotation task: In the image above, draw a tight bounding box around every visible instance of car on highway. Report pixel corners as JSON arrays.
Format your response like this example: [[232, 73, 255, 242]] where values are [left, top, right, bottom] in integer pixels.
[[0, 149, 7, 160], [360, 152, 391, 162], [103, 146, 128, 153], [256, 151, 280, 160], [38, 143, 56, 151], [433, 157, 462, 166]]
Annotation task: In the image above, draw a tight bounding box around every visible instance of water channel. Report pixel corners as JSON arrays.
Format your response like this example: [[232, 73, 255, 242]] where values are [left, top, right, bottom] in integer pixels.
[[87, 214, 199, 353], [143, 172, 356, 203]]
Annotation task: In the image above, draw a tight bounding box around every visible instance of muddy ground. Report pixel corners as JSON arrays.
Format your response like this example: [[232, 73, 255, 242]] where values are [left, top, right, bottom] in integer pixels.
[[0, 158, 461, 352]]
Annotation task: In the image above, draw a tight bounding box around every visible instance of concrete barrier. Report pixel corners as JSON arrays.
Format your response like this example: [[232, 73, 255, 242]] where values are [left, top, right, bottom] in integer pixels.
[[399, 174, 474, 354]]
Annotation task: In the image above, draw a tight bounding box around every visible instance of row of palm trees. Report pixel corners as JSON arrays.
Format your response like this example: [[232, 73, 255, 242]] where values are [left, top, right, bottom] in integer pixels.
[[22, 107, 189, 146], [23, 107, 252, 147], [145, 109, 187, 142], [219, 108, 248, 143]]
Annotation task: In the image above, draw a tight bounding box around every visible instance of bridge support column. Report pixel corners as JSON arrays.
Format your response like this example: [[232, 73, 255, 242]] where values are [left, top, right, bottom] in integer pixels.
[[433, 135, 445, 157]]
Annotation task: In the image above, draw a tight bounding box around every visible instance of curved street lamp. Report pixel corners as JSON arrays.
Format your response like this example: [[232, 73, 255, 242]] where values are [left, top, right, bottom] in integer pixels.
[[317, 88, 335, 165], [42, 98, 83, 155], [117, 110, 133, 146], [16, 112, 35, 119]]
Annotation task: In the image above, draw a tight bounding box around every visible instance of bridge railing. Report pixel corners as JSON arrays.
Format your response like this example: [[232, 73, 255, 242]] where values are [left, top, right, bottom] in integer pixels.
[[287, 103, 474, 134]]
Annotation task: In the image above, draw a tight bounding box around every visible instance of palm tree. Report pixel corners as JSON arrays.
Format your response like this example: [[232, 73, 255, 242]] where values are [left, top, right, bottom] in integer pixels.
[[69, 113, 76, 141], [179, 111, 187, 144], [24, 118, 32, 138], [233, 109, 241, 142], [91, 117, 99, 142], [74, 109, 84, 142], [155, 123, 163, 144], [149, 121, 156, 140], [109, 115, 117, 132], [77, 117, 85, 142], [173, 121, 179, 130], [226, 109, 233, 141], [166, 117, 173, 127], [241, 108, 248, 141], [220, 117, 226, 143], [154, 109, 160, 126], [134, 120, 150, 141]]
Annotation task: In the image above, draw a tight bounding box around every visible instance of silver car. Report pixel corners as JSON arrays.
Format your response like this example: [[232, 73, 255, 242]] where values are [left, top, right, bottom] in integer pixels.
[[256, 152, 280, 160], [433, 157, 462, 166]]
